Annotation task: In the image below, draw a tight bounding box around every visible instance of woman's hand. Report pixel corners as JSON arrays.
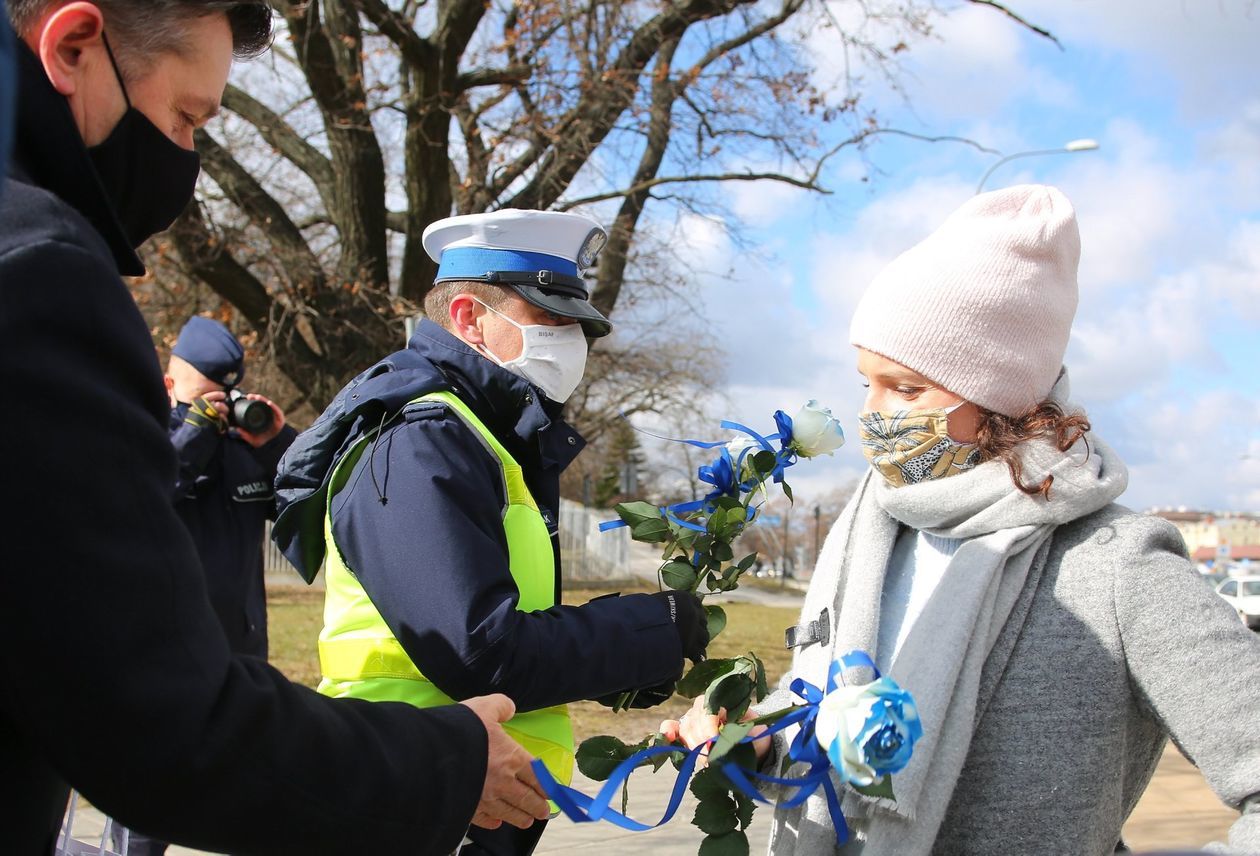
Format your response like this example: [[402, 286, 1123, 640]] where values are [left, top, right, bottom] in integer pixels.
[[660, 697, 772, 768]]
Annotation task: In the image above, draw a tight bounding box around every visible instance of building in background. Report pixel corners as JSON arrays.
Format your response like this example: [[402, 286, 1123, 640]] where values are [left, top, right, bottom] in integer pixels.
[[1149, 508, 1260, 573]]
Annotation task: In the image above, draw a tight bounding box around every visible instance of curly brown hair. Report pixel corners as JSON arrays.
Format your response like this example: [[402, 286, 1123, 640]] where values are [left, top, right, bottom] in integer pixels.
[[974, 401, 1092, 499]]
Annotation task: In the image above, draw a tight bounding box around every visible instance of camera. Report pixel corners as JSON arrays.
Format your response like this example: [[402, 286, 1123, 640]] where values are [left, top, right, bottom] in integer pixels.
[[225, 389, 274, 434]]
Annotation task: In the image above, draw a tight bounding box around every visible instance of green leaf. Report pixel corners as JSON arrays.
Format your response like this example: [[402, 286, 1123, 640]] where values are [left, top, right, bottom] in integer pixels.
[[712, 496, 745, 512], [645, 732, 680, 773], [689, 766, 732, 802], [699, 830, 750, 856], [693, 794, 739, 835], [631, 517, 671, 543], [734, 790, 756, 831], [677, 658, 737, 698], [736, 553, 758, 571], [751, 652, 769, 701], [705, 673, 754, 720], [782, 480, 794, 503], [852, 774, 896, 801], [660, 560, 698, 590], [751, 450, 777, 476], [575, 735, 635, 782], [706, 720, 753, 765], [712, 541, 734, 562], [616, 501, 661, 526], [705, 604, 727, 641], [705, 572, 722, 592], [706, 507, 729, 535]]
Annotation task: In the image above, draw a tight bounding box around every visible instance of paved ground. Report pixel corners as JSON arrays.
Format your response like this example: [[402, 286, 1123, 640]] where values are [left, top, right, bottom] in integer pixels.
[[63, 744, 1234, 854]]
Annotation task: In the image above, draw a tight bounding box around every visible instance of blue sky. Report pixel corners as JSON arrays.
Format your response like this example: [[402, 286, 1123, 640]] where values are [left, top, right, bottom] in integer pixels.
[[658, 0, 1260, 513]]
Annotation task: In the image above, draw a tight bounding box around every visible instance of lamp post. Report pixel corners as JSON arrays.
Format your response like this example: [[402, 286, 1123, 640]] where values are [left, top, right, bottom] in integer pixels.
[[975, 138, 1099, 194]]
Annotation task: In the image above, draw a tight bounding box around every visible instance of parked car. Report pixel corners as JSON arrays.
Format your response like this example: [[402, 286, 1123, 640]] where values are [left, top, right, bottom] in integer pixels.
[[1216, 576, 1260, 630]]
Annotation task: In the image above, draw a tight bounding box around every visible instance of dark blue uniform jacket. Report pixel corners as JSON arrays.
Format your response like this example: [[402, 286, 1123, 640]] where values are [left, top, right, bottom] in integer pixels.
[[273, 320, 682, 712], [171, 412, 297, 658], [0, 44, 485, 855]]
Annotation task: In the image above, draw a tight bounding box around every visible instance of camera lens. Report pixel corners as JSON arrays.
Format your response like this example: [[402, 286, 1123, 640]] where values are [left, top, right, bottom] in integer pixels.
[[227, 392, 274, 434]]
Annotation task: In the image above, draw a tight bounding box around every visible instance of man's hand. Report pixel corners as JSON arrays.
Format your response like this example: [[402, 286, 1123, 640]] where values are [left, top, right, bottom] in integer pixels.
[[234, 393, 286, 448], [184, 392, 227, 433], [460, 694, 550, 831]]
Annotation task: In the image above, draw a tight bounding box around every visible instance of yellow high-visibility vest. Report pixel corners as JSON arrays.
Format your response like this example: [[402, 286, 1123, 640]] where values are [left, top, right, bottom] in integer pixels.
[[316, 390, 574, 786]]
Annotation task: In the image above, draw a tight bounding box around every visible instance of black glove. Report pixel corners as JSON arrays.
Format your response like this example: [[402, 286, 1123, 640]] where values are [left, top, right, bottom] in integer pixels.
[[592, 679, 676, 710], [184, 396, 226, 433], [652, 590, 709, 664]]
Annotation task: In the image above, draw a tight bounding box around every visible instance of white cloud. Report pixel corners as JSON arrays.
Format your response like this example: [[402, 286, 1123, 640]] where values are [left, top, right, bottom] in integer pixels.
[[1013, 0, 1260, 116]]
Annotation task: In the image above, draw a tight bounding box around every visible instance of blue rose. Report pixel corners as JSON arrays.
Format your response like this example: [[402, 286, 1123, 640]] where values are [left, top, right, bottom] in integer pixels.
[[815, 676, 922, 786]]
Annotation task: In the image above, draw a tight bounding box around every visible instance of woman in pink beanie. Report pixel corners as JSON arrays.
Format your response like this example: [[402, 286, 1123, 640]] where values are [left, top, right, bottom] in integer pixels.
[[665, 185, 1260, 855]]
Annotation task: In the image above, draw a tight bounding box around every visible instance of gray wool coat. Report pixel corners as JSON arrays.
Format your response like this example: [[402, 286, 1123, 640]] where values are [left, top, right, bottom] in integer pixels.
[[761, 506, 1260, 855]]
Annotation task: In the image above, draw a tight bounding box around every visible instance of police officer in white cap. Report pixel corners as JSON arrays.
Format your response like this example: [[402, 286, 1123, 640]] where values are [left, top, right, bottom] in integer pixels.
[[273, 209, 709, 856]]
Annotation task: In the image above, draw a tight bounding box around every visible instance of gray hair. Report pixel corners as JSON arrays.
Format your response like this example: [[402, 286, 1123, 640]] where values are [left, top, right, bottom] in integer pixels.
[[8, 1, 272, 79], [424, 281, 513, 332]]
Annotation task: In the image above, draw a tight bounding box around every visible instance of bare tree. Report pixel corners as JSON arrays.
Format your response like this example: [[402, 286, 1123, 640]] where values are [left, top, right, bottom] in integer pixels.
[[153, 0, 1049, 412]]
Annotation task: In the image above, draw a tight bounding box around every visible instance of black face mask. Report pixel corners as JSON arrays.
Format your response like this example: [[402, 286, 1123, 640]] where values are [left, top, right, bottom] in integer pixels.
[[88, 34, 201, 248]]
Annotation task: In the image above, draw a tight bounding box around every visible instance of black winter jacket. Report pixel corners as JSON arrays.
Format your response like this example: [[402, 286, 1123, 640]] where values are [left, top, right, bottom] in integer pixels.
[[0, 44, 485, 855]]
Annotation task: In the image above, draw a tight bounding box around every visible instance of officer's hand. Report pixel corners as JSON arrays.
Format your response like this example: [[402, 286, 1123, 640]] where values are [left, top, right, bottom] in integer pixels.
[[592, 678, 676, 710], [650, 591, 709, 664], [184, 392, 227, 433], [235, 394, 286, 448], [460, 694, 550, 831]]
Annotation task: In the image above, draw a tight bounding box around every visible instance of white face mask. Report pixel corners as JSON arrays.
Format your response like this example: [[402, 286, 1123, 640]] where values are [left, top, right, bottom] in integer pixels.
[[473, 299, 589, 404]]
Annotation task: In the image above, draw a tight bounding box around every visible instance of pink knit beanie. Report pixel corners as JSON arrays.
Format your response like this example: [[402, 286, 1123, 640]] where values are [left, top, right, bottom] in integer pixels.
[[849, 184, 1080, 417]]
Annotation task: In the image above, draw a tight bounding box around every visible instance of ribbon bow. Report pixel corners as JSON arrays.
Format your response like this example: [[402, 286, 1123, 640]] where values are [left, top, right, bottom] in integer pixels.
[[531, 651, 879, 846]]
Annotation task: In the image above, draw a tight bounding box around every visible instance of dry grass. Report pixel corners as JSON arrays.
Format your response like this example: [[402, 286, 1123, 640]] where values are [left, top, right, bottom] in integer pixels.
[[265, 584, 799, 745], [265, 586, 325, 688]]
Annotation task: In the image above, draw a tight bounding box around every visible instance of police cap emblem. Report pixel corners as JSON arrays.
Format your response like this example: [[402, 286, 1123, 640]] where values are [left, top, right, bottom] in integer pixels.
[[577, 227, 607, 270]]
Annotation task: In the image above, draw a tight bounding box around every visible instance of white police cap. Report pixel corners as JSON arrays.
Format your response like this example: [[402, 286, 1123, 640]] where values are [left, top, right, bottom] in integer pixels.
[[422, 208, 612, 337]]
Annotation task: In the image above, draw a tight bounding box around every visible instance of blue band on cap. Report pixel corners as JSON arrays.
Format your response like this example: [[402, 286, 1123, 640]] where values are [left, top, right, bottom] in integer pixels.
[[436, 247, 578, 281]]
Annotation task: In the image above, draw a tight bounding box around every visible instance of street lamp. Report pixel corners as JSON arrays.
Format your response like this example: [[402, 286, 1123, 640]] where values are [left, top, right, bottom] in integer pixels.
[[975, 138, 1100, 194]]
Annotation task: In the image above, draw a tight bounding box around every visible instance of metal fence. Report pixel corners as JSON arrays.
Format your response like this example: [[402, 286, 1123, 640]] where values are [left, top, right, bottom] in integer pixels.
[[558, 499, 639, 583], [263, 505, 649, 587]]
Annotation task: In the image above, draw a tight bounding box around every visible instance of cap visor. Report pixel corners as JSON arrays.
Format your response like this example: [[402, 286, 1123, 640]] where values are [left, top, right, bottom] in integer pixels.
[[510, 284, 612, 338]]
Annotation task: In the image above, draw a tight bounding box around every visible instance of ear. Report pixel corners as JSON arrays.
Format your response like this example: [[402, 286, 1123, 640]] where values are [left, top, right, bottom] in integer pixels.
[[449, 293, 487, 346], [163, 373, 177, 405], [35, 2, 108, 97]]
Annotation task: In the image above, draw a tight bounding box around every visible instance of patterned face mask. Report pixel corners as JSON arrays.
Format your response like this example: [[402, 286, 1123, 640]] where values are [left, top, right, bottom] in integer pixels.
[[858, 403, 981, 487]]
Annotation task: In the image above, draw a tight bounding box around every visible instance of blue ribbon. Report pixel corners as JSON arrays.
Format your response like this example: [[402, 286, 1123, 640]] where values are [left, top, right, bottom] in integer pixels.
[[597, 418, 796, 533], [533, 652, 880, 845]]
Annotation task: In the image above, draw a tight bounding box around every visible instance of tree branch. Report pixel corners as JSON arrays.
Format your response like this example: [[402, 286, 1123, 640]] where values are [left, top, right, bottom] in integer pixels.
[[220, 84, 337, 215], [168, 203, 274, 329], [353, 0, 434, 69], [506, 0, 759, 210], [563, 170, 826, 210], [966, 0, 1062, 49], [194, 129, 328, 294], [457, 64, 531, 90]]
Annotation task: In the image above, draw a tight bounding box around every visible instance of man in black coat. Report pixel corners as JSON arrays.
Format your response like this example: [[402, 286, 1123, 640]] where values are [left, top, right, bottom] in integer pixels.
[[0, 2, 547, 853]]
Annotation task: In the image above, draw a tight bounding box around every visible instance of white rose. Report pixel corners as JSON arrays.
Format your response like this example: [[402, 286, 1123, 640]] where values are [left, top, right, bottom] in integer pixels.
[[790, 400, 845, 458], [813, 683, 879, 787]]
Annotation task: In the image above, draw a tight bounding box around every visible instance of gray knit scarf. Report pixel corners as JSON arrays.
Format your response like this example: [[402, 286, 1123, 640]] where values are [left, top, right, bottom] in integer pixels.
[[764, 377, 1129, 856]]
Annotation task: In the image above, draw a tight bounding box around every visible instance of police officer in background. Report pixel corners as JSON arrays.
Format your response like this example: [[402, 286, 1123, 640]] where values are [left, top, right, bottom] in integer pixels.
[[273, 209, 711, 856], [1, 1, 547, 851], [166, 316, 296, 659]]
